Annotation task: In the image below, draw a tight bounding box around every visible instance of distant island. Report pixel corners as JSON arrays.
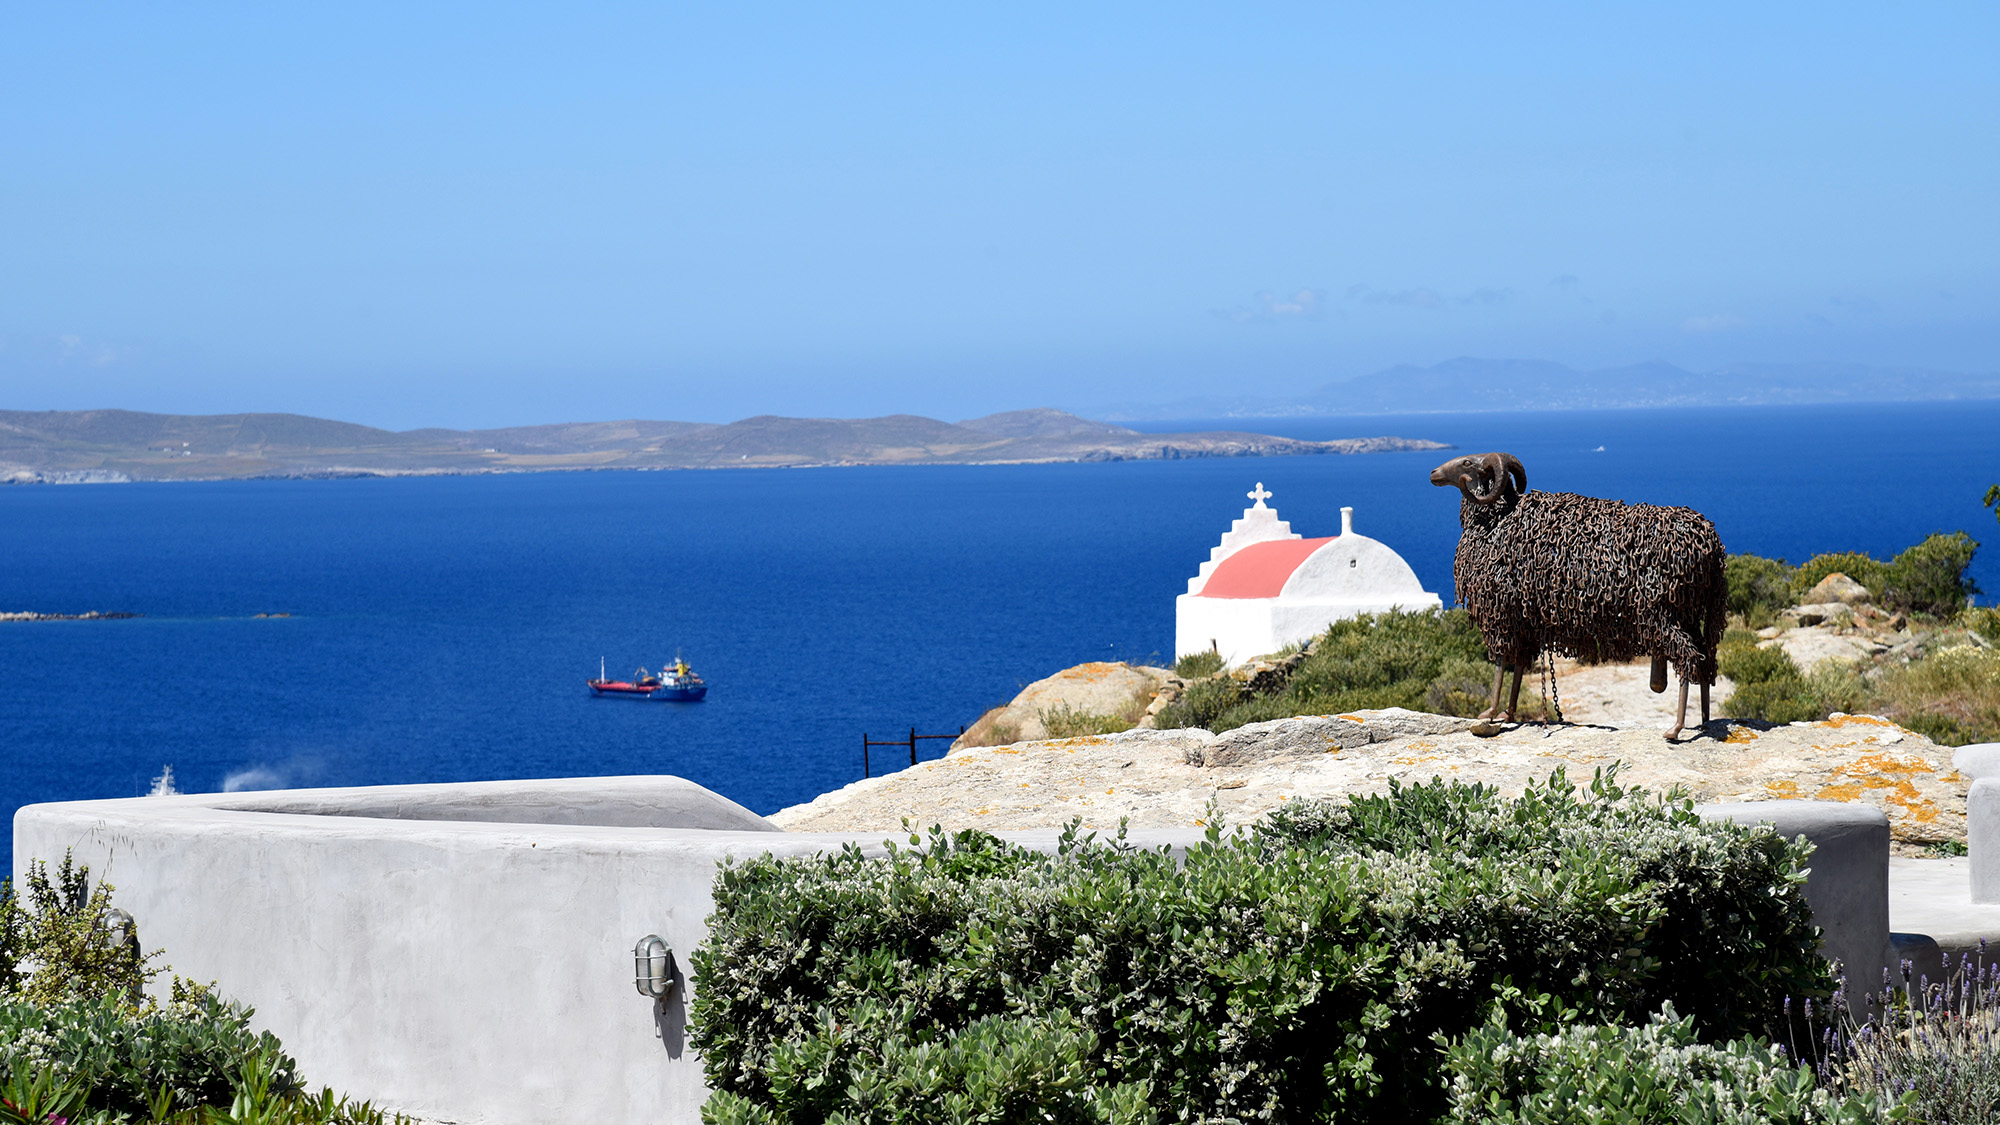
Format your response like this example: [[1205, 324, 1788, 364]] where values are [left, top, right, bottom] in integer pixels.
[[0, 407, 1449, 483], [1101, 357, 2000, 420]]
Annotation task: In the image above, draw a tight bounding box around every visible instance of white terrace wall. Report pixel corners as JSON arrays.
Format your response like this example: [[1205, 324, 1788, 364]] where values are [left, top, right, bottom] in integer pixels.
[[12, 779, 1202, 1125], [15, 779, 1890, 1123]]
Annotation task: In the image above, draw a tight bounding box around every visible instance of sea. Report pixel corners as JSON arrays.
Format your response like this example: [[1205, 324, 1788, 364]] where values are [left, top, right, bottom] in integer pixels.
[[2, 400, 1997, 873]]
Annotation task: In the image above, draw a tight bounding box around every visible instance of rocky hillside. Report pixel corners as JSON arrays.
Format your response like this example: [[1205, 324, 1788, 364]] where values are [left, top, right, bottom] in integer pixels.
[[770, 707, 1964, 853], [0, 407, 1449, 482]]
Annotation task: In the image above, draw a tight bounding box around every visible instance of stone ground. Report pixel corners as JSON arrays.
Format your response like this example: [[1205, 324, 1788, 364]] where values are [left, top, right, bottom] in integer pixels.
[[781, 596, 1977, 848], [1540, 658, 1737, 730], [772, 704, 1965, 853]]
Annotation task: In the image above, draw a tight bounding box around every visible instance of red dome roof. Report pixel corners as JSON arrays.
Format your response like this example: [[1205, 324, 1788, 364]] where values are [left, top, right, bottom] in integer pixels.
[[1198, 537, 1335, 599]]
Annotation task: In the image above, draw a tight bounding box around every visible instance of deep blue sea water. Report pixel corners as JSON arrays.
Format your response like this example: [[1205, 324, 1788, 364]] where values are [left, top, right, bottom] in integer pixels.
[[3, 400, 1996, 872]]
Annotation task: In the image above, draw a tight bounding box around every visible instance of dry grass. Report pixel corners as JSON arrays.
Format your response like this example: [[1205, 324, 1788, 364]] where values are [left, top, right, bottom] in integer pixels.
[[1036, 701, 1135, 738], [1875, 643, 2000, 747]]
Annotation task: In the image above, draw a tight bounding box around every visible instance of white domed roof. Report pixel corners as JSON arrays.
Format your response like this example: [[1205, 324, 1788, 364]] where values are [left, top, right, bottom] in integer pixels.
[[1282, 533, 1431, 603]]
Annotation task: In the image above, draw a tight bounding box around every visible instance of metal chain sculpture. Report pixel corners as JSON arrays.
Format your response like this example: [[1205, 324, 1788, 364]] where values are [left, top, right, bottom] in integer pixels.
[[1430, 452, 1726, 740]]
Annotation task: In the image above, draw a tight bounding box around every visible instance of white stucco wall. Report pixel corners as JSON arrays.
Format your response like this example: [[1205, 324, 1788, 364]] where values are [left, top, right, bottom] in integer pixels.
[[1174, 592, 1276, 666], [12, 779, 1203, 1125]]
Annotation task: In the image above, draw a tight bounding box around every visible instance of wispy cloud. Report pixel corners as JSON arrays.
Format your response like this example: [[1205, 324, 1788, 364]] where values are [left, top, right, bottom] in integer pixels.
[[57, 333, 122, 367], [1549, 274, 1581, 292], [1344, 284, 1514, 310], [1681, 314, 1744, 334], [1347, 283, 1446, 309], [1214, 288, 1326, 323]]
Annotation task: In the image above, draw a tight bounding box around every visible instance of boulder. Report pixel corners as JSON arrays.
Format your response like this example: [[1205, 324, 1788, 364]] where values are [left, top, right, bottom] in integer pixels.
[[954, 661, 1171, 749], [1792, 603, 1853, 628], [1764, 627, 1878, 669], [1806, 572, 1873, 606], [1191, 708, 1477, 767]]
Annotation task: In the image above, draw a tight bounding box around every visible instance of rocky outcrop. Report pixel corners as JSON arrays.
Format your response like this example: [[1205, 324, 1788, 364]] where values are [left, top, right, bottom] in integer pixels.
[[770, 708, 1965, 852], [1804, 572, 1873, 606], [0, 610, 140, 622], [954, 662, 1171, 748]]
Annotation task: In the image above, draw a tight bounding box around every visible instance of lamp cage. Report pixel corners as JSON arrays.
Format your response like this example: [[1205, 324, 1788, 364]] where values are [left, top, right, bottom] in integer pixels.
[[633, 934, 676, 998]]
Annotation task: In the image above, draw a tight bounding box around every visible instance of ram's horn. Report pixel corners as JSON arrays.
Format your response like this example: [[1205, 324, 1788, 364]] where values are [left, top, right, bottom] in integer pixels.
[[1466, 452, 1506, 503], [1499, 452, 1527, 497]]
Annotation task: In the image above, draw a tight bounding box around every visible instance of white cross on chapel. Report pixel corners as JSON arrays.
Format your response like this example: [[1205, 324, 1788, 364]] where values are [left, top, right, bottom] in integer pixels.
[[1247, 482, 1272, 508]]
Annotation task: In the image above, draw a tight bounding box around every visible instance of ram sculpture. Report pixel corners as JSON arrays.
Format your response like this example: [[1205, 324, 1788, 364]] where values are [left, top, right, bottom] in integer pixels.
[[1429, 451, 1726, 739]]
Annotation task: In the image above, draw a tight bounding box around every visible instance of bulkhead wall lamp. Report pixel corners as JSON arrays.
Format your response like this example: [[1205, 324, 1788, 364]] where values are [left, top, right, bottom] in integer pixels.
[[633, 934, 677, 998]]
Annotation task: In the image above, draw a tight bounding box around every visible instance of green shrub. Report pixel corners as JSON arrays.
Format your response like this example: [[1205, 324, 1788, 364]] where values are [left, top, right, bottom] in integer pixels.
[[1784, 534, 1979, 618], [700, 1007, 1152, 1125], [0, 997, 408, 1125], [1727, 552, 1797, 626], [3, 854, 158, 1008], [1792, 553, 1888, 605], [688, 771, 1829, 1125], [1424, 654, 1499, 716], [1718, 639, 1866, 725], [0, 988, 297, 1118], [1156, 609, 1496, 733], [1038, 703, 1134, 739], [1150, 676, 1244, 731], [1882, 531, 1981, 618], [1719, 639, 1800, 688], [1171, 650, 1224, 679], [1441, 1005, 1899, 1124], [1965, 606, 2000, 645]]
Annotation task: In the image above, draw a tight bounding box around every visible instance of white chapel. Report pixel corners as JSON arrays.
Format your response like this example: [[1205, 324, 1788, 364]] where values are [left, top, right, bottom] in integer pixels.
[[1175, 483, 1442, 665]]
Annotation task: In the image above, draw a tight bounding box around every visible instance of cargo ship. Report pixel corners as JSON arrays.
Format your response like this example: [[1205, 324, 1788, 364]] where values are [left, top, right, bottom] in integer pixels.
[[588, 656, 708, 702]]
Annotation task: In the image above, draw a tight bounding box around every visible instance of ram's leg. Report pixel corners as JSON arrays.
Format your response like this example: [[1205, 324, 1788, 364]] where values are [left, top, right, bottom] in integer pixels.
[[1665, 677, 1690, 740], [1649, 655, 1668, 694], [1480, 663, 1507, 720], [1503, 665, 1525, 722], [1701, 680, 1711, 725]]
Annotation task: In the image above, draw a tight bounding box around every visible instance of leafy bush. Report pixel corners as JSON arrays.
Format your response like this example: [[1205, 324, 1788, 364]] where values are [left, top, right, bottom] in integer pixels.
[[1782, 533, 1980, 620], [689, 771, 1828, 1125], [1792, 553, 1888, 605], [1171, 650, 1224, 679], [700, 1007, 1151, 1125], [1882, 531, 1981, 618], [0, 987, 297, 1118], [4, 854, 158, 1008], [1155, 609, 1496, 733], [1728, 552, 1797, 626], [1720, 638, 1800, 688], [1441, 1005, 1899, 1124], [1965, 606, 2000, 645]]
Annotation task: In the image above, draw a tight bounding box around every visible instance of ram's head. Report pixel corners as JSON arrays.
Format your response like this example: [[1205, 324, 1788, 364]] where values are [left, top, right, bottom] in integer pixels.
[[1429, 452, 1526, 504]]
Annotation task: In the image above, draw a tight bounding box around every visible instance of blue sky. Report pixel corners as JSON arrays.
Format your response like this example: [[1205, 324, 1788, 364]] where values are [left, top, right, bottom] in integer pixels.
[[2, 3, 1994, 429]]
